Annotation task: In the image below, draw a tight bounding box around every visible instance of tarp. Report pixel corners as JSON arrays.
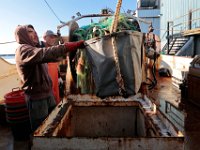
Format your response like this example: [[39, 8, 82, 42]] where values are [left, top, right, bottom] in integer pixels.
[[85, 30, 144, 98]]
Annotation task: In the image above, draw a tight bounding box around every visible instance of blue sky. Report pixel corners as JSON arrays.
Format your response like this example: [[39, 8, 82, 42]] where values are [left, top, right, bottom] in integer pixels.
[[0, 0, 136, 54]]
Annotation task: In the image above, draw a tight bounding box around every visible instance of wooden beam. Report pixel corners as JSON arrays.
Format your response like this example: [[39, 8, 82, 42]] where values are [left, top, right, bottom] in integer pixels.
[[182, 28, 200, 36]]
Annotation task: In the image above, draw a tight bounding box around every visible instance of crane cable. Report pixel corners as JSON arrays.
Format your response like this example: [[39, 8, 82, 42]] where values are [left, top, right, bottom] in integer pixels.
[[43, 0, 63, 23]]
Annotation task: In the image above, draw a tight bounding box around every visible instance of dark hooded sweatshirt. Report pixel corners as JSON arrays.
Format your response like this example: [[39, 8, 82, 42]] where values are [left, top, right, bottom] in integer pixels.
[[15, 25, 68, 100]]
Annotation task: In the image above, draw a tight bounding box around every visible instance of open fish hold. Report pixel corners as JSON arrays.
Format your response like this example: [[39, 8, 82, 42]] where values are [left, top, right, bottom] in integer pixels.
[[33, 94, 184, 150]]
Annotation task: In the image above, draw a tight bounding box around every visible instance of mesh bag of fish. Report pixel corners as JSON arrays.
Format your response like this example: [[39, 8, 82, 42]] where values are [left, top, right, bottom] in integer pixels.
[[72, 15, 144, 98]]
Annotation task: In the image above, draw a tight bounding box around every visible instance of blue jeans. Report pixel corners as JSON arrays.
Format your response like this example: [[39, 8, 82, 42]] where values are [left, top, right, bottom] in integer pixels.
[[25, 93, 56, 132]]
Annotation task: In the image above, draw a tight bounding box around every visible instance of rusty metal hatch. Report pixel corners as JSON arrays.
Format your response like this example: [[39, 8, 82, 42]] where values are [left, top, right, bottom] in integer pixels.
[[32, 94, 184, 150]]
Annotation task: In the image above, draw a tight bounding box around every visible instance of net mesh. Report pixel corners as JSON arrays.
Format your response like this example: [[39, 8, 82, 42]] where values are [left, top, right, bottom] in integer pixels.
[[73, 14, 140, 40]]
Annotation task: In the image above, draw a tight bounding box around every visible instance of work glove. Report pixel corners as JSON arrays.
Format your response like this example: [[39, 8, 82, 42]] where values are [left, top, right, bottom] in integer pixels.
[[64, 40, 85, 52]]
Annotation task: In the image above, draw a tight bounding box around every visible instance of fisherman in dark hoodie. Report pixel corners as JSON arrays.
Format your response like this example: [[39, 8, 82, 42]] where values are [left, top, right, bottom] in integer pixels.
[[15, 24, 85, 131]]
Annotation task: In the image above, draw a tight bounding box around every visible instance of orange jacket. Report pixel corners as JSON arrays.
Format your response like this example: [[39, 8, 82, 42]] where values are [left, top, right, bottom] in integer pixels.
[[48, 63, 60, 104]]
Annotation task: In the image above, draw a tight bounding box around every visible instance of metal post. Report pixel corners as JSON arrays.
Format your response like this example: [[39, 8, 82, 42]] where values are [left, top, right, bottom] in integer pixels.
[[188, 10, 192, 30], [171, 22, 173, 40], [167, 21, 170, 54]]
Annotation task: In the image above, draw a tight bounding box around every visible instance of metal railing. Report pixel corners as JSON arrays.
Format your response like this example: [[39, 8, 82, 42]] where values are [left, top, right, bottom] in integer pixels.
[[163, 8, 200, 54], [170, 8, 200, 36]]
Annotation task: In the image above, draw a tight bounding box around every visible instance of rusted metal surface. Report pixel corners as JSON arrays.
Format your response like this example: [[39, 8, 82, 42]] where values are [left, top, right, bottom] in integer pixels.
[[149, 76, 181, 107], [187, 73, 200, 107], [148, 75, 186, 133], [34, 102, 71, 136], [32, 137, 184, 150], [33, 94, 184, 149], [184, 97, 200, 150]]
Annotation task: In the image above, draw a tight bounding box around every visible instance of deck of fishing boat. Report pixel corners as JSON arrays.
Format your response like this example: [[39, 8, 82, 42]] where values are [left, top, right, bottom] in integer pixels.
[[149, 75, 200, 150], [0, 76, 200, 150]]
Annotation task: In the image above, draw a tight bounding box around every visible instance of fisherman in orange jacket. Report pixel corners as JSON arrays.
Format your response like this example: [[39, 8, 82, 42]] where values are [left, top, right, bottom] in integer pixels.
[[43, 30, 60, 105]]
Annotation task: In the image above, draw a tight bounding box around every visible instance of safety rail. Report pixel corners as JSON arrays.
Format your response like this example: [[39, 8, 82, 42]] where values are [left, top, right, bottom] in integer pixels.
[[169, 8, 200, 38], [163, 8, 200, 55]]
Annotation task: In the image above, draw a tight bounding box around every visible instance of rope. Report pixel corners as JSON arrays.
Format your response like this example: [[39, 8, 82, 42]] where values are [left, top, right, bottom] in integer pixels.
[[110, 0, 122, 33], [111, 37, 126, 96], [110, 0, 127, 97]]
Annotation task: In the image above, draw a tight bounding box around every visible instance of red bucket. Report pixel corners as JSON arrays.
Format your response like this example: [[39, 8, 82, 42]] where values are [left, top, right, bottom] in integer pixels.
[[4, 88, 29, 123], [4, 88, 31, 140], [4, 88, 25, 105]]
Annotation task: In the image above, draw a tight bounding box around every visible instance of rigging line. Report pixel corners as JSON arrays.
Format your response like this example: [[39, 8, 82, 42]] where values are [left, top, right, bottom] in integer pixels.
[[0, 41, 16, 44], [121, 6, 126, 13], [43, 0, 62, 23], [0, 36, 43, 45], [0, 35, 45, 45]]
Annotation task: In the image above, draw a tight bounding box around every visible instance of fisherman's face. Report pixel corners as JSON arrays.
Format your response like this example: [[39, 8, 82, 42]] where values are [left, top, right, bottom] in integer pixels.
[[44, 35, 57, 46], [27, 27, 39, 45]]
